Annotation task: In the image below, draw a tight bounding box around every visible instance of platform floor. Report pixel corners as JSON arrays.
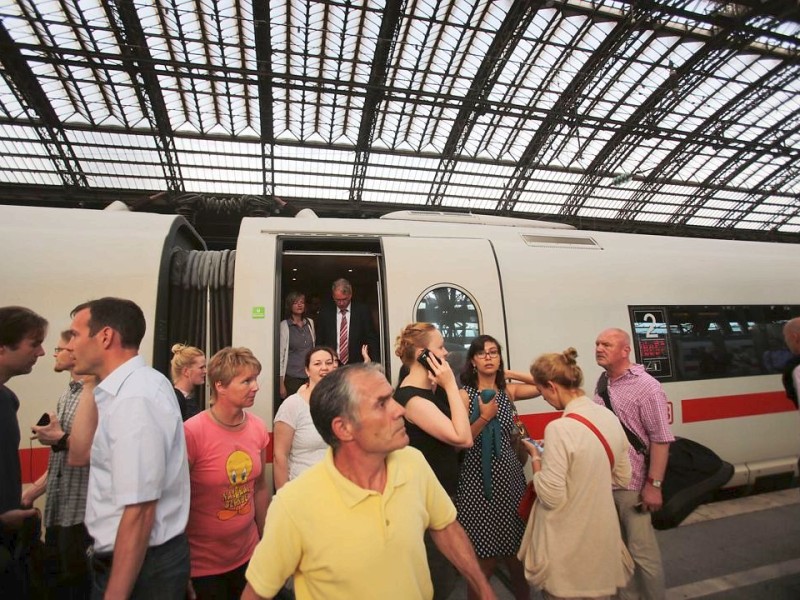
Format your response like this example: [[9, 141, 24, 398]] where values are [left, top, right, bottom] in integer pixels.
[[449, 488, 800, 599]]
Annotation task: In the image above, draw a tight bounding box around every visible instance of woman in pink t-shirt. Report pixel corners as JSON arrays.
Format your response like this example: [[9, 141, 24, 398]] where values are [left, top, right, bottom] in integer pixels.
[[184, 347, 270, 599]]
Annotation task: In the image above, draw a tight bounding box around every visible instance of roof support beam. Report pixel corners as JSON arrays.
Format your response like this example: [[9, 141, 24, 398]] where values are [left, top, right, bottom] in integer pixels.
[[497, 3, 649, 213], [558, 0, 783, 219], [426, 0, 541, 207], [0, 21, 88, 188], [104, 0, 183, 193], [253, 0, 275, 199], [617, 62, 800, 221], [348, 0, 406, 206]]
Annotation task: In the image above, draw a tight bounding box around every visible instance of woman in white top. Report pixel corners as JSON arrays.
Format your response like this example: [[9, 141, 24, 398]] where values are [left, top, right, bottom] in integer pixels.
[[272, 346, 337, 489], [519, 348, 632, 600]]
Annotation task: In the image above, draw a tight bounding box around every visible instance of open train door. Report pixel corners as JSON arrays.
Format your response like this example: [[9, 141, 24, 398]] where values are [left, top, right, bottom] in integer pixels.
[[381, 236, 508, 380]]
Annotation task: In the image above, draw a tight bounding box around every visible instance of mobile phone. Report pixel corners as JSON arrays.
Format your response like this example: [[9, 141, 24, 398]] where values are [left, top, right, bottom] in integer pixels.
[[417, 349, 442, 374], [36, 412, 50, 426], [526, 438, 544, 453]]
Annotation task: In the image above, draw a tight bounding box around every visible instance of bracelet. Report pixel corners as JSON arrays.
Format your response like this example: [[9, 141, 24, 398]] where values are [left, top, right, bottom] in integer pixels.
[[52, 433, 69, 453], [531, 456, 542, 462], [479, 416, 490, 423]]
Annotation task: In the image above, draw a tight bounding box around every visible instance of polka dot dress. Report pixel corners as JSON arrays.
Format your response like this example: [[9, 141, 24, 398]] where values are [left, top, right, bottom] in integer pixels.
[[456, 386, 527, 559]]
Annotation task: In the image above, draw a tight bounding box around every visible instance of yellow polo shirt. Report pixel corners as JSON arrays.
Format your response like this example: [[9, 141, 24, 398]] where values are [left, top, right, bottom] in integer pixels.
[[246, 446, 457, 600]]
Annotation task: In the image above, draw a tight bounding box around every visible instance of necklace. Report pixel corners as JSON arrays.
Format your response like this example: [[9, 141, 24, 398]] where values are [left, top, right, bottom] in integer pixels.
[[209, 405, 246, 428]]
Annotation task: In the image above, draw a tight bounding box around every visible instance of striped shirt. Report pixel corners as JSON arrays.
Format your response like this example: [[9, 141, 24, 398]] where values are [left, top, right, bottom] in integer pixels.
[[44, 380, 90, 527], [593, 364, 674, 492]]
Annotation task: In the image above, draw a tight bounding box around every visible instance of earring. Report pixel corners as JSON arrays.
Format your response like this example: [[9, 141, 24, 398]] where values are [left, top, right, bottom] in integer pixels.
[[472, 364, 477, 373]]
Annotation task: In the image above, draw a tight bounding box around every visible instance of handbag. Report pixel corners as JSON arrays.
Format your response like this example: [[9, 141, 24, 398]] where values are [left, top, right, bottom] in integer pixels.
[[509, 399, 530, 466], [597, 373, 733, 529], [517, 481, 536, 521]]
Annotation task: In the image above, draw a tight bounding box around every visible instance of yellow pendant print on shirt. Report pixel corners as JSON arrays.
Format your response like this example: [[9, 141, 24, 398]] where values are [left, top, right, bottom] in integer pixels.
[[217, 449, 254, 520]]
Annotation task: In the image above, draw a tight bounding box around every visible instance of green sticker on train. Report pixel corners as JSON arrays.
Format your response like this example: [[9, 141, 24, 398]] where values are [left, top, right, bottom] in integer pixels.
[[252, 306, 265, 319]]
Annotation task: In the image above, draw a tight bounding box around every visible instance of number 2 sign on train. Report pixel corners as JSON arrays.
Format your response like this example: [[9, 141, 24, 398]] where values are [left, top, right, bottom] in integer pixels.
[[3, 204, 798, 488]]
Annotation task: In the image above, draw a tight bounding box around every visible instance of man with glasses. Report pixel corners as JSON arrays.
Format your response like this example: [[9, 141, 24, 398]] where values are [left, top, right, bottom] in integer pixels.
[[25, 331, 94, 599], [0, 305, 47, 598]]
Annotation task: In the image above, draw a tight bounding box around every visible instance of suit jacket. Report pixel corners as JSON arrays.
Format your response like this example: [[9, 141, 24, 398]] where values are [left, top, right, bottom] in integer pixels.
[[316, 301, 379, 364]]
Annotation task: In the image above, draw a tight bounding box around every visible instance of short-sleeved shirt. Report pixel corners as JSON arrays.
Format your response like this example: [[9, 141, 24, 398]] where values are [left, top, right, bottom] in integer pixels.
[[86, 355, 190, 553], [44, 380, 89, 527], [245, 446, 456, 600], [273, 392, 327, 481], [393, 385, 460, 496], [184, 411, 269, 577], [593, 363, 675, 491]]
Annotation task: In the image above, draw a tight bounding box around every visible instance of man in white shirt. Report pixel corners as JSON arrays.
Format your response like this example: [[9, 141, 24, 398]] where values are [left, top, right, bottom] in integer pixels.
[[67, 297, 190, 599]]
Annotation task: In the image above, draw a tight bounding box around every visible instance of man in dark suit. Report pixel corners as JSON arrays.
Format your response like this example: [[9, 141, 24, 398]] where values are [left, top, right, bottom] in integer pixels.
[[316, 279, 378, 365]]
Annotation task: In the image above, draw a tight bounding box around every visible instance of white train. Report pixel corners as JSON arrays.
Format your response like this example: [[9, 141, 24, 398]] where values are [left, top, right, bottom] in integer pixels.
[[3, 204, 798, 489]]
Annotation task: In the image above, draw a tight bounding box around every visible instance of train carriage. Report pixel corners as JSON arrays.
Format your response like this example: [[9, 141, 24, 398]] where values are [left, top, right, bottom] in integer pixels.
[[2, 204, 798, 489]]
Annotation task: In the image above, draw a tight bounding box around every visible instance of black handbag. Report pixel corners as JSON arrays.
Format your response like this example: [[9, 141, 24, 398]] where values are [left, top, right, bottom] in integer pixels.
[[597, 374, 733, 529]]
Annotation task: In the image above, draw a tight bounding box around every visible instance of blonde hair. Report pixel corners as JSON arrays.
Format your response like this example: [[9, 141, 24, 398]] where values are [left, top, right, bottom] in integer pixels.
[[530, 347, 583, 389], [170, 343, 204, 384], [394, 322, 436, 366], [207, 347, 262, 399]]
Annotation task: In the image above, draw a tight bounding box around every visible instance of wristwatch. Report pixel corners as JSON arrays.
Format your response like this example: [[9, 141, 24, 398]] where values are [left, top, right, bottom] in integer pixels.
[[52, 433, 70, 453], [646, 476, 662, 488]]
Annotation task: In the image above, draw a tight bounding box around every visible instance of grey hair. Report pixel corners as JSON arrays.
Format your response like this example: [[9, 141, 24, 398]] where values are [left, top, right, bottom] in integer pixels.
[[331, 278, 352, 295], [310, 362, 384, 451]]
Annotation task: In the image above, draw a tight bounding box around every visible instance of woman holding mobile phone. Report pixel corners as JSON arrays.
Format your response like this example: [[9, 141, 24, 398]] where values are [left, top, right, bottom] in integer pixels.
[[393, 322, 472, 599], [519, 348, 632, 599]]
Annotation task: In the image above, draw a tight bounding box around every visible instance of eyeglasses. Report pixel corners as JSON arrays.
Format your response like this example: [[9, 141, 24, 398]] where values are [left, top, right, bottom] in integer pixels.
[[475, 349, 499, 358]]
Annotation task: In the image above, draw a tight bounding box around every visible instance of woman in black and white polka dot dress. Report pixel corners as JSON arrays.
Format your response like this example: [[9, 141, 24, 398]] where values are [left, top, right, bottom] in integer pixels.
[[456, 334, 540, 600]]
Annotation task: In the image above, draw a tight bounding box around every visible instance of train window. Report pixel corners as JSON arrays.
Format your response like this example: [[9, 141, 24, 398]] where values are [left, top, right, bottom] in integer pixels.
[[415, 286, 480, 376], [629, 305, 800, 382]]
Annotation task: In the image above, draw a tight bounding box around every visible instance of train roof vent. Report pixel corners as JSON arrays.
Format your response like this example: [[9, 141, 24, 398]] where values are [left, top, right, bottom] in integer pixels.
[[521, 234, 602, 250]]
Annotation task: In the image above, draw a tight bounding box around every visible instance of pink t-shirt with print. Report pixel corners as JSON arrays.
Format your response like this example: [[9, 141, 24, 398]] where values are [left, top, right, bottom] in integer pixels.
[[184, 411, 269, 577]]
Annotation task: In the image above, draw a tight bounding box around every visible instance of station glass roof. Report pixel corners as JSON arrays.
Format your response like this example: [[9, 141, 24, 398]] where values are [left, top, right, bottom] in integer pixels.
[[0, 0, 798, 240]]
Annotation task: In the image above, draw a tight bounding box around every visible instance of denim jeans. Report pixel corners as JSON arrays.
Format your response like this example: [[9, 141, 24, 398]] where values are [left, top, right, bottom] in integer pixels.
[[91, 534, 189, 600]]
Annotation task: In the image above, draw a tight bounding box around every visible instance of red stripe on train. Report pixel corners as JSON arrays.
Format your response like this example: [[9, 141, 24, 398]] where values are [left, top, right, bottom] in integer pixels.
[[681, 391, 795, 423], [19, 447, 50, 484], [519, 412, 562, 439], [21, 392, 788, 483], [20, 436, 276, 484], [516, 390, 793, 436]]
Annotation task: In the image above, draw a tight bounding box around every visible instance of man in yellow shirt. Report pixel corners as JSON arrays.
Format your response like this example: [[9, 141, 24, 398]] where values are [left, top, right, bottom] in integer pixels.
[[243, 363, 495, 600]]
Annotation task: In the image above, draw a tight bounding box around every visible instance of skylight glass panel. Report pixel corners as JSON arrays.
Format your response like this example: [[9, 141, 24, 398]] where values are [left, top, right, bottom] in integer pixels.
[[729, 159, 784, 188], [0, 79, 26, 118], [513, 199, 560, 215], [0, 168, 61, 186]]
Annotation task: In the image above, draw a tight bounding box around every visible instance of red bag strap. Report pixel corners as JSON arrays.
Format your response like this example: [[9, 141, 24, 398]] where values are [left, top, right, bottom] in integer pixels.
[[565, 413, 614, 469]]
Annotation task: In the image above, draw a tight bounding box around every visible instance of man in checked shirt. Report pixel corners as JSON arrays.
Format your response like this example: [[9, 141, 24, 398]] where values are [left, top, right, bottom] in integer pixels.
[[594, 328, 674, 600], [26, 330, 94, 599]]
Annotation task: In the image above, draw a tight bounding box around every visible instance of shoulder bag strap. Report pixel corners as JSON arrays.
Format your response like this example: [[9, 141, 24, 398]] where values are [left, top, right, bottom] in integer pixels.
[[565, 413, 614, 469], [597, 373, 648, 456]]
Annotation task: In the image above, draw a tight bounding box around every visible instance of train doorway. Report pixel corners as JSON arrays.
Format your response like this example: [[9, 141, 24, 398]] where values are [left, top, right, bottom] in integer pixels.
[[277, 237, 385, 410]]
